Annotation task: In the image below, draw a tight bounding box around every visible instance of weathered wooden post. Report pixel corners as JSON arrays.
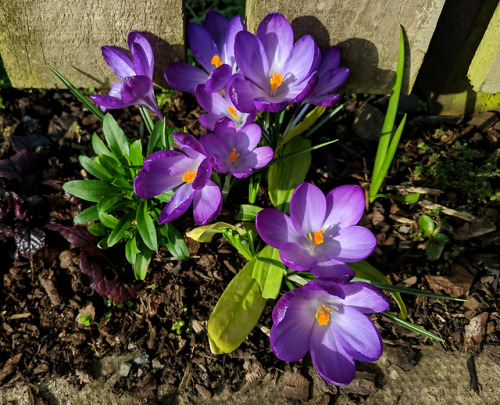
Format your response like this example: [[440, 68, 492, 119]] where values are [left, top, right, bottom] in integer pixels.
[[0, 0, 185, 88]]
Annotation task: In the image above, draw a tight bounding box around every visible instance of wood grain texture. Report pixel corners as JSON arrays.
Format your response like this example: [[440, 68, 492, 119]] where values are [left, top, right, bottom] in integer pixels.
[[246, 0, 445, 94], [0, 0, 185, 88]]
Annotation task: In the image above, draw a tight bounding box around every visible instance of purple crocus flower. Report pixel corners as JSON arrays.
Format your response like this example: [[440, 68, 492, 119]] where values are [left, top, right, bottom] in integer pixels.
[[90, 31, 162, 119], [195, 79, 256, 130], [165, 10, 245, 93], [229, 13, 320, 113], [301, 46, 350, 107], [256, 183, 376, 279], [134, 133, 222, 225], [200, 118, 273, 178], [271, 279, 389, 386]]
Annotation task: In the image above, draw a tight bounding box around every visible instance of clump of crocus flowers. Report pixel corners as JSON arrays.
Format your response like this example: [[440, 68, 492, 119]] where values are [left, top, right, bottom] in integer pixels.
[[88, 10, 391, 388]]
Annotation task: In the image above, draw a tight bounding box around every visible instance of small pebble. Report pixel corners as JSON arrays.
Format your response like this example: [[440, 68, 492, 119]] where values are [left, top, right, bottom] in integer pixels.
[[152, 358, 164, 369], [119, 363, 132, 377], [133, 352, 149, 365]]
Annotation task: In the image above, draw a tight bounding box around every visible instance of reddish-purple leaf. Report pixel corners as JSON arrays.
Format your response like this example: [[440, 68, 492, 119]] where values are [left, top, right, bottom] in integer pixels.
[[14, 225, 46, 259]]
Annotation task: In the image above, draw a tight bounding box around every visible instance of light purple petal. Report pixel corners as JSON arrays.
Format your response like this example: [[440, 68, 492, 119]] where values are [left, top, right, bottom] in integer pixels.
[[255, 209, 300, 248], [143, 150, 191, 175], [195, 84, 228, 116], [310, 324, 356, 386], [323, 185, 366, 230], [165, 63, 209, 93], [270, 290, 316, 362], [224, 15, 246, 68], [192, 180, 222, 225], [253, 97, 292, 113], [203, 10, 229, 52], [333, 306, 384, 362], [256, 13, 293, 74], [173, 133, 207, 161], [244, 146, 274, 169], [290, 183, 327, 235], [310, 258, 355, 281], [204, 64, 233, 93], [159, 183, 195, 223], [284, 34, 319, 84], [325, 226, 377, 262], [188, 23, 219, 73], [134, 161, 184, 198], [280, 241, 318, 271], [234, 31, 269, 88], [229, 75, 265, 113], [236, 123, 261, 151], [192, 157, 212, 190], [199, 114, 222, 131], [101, 46, 134, 80], [211, 153, 230, 174], [128, 31, 154, 77], [90, 94, 128, 111], [338, 282, 389, 314]]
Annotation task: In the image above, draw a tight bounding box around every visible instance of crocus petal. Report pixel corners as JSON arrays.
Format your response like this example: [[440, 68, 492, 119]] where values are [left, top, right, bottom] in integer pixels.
[[333, 306, 384, 362], [211, 153, 230, 174], [310, 259, 355, 281], [308, 93, 342, 107], [323, 185, 365, 230], [256, 209, 301, 248], [337, 282, 389, 314], [159, 183, 195, 223], [290, 183, 326, 235], [326, 226, 377, 262], [229, 75, 265, 113], [280, 242, 318, 271], [199, 114, 223, 131], [317, 67, 349, 95], [128, 31, 154, 77], [243, 146, 274, 169], [229, 164, 253, 178], [195, 85, 228, 117], [256, 13, 293, 74], [165, 63, 209, 93], [120, 75, 153, 103], [234, 31, 269, 89], [192, 180, 222, 225], [236, 123, 261, 151], [310, 324, 356, 386], [224, 15, 246, 68], [203, 10, 229, 52], [253, 97, 292, 113], [192, 157, 212, 190], [142, 150, 191, 175], [270, 291, 316, 362], [90, 94, 128, 111], [188, 23, 219, 73], [101, 46, 134, 80], [204, 64, 233, 93], [173, 133, 207, 161], [283, 34, 319, 84], [318, 46, 341, 75]]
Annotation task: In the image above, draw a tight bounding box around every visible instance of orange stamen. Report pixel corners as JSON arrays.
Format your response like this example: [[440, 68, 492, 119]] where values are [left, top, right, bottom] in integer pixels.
[[227, 106, 238, 119], [315, 305, 333, 326], [230, 148, 240, 162], [182, 170, 197, 183], [308, 228, 325, 246], [211, 55, 222, 68], [270, 72, 283, 92]]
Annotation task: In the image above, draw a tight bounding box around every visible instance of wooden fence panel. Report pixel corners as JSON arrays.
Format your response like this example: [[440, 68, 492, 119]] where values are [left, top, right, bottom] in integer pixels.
[[245, 0, 446, 95], [0, 0, 184, 88]]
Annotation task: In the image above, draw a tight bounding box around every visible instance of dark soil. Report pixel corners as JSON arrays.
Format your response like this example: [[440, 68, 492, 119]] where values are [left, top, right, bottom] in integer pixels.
[[0, 88, 499, 403]]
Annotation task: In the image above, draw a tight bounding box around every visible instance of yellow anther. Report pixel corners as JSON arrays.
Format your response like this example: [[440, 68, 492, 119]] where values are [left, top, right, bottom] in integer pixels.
[[182, 170, 197, 183], [270, 72, 283, 92], [211, 55, 222, 68], [308, 228, 325, 246], [230, 148, 240, 162], [227, 106, 238, 119], [315, 305, 333, 326]]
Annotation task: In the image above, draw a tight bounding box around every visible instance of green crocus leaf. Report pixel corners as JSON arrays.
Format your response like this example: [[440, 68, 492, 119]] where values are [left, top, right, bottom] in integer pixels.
[[418, 215, 435, 236], [136, 200, 157, 251], [186, 222, 245, 243], [74, 205, 99, 223], [159, 223, 190, 260], [92, 133, 113, 157], [134, 236, 152, 280], [103, 114, 130, 165], [207, 256, 267, 354], [125, 236, 140, 265], [129, 139, 144, 167], [234, 204, 263, 222], [348, 260, 408, 320], [268, 135, 311, 213], [78, 155, 113, 181], [281, 106, 326, 146], [63, 180, 117, 203], [252, 246, 284, 299], [107, 211, 135, 247]]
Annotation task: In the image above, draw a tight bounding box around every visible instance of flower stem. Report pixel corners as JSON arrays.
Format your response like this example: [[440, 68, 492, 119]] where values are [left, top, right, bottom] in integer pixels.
[[221, 173, 233, 201]]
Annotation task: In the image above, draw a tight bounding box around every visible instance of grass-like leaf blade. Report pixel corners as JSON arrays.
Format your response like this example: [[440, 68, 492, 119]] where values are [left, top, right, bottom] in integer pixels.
[[381, 311, 445, 342]]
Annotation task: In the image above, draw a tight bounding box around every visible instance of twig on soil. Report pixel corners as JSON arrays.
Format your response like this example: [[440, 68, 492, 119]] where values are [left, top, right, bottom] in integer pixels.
[[419, 200, 476, 222], [385, 185, 444, 195]]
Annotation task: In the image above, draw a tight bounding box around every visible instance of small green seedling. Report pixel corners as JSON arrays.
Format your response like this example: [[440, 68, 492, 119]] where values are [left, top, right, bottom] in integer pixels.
[[79, 314, 102, 327], [418, 215, 449, 261], [172, 320, 186, 335]]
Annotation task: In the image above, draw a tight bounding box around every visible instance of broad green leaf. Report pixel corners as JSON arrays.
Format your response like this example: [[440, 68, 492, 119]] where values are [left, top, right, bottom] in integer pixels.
[[129, 140, 144, 167], [432, 233, 449, 244], [97, 193, 130, 215], [63, 180, 116, 203], [426, 240, 443, 261], [281, 106, 326, 146], [268, 135, 311, 213], [186, 222, 245, 243], [418, 215, 435, 235], [208, 257, 267, 354], [103, 114, 130, 165], [78, 156, 113, 181], [135, 237, 152, 280], [380, 311, 444, 342], [235, 204, 263, 222], [98, 210, 119, 229], [74, 205, 99, 223], [159, 223, 190, 260], [125, 236, 140, 265], [88, 223, 108, 236], [92, 133, 113, 157], [137, 200, 157, 251], [252, 246, 284, 299], [348, 260, 407, 320], [99, 154, 127, 178], [107, 211, 135, 247]]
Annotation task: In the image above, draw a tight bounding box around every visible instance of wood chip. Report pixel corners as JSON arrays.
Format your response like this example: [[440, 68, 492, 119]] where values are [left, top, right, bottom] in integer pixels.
[[455, 220, 497, 241], [9, 312, 32, 320], [419, 200, 476, 222], [281, 372, 310, 402], [39, 278, 62, 306], [0, 353, 22, 384], [425, 264, 474, 298], [389, 214, 416, 224], [465, 312, 489, 352], [240, 362, 267, 393], [178, 362, 193, 392], [385, 185, 443, 195]]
